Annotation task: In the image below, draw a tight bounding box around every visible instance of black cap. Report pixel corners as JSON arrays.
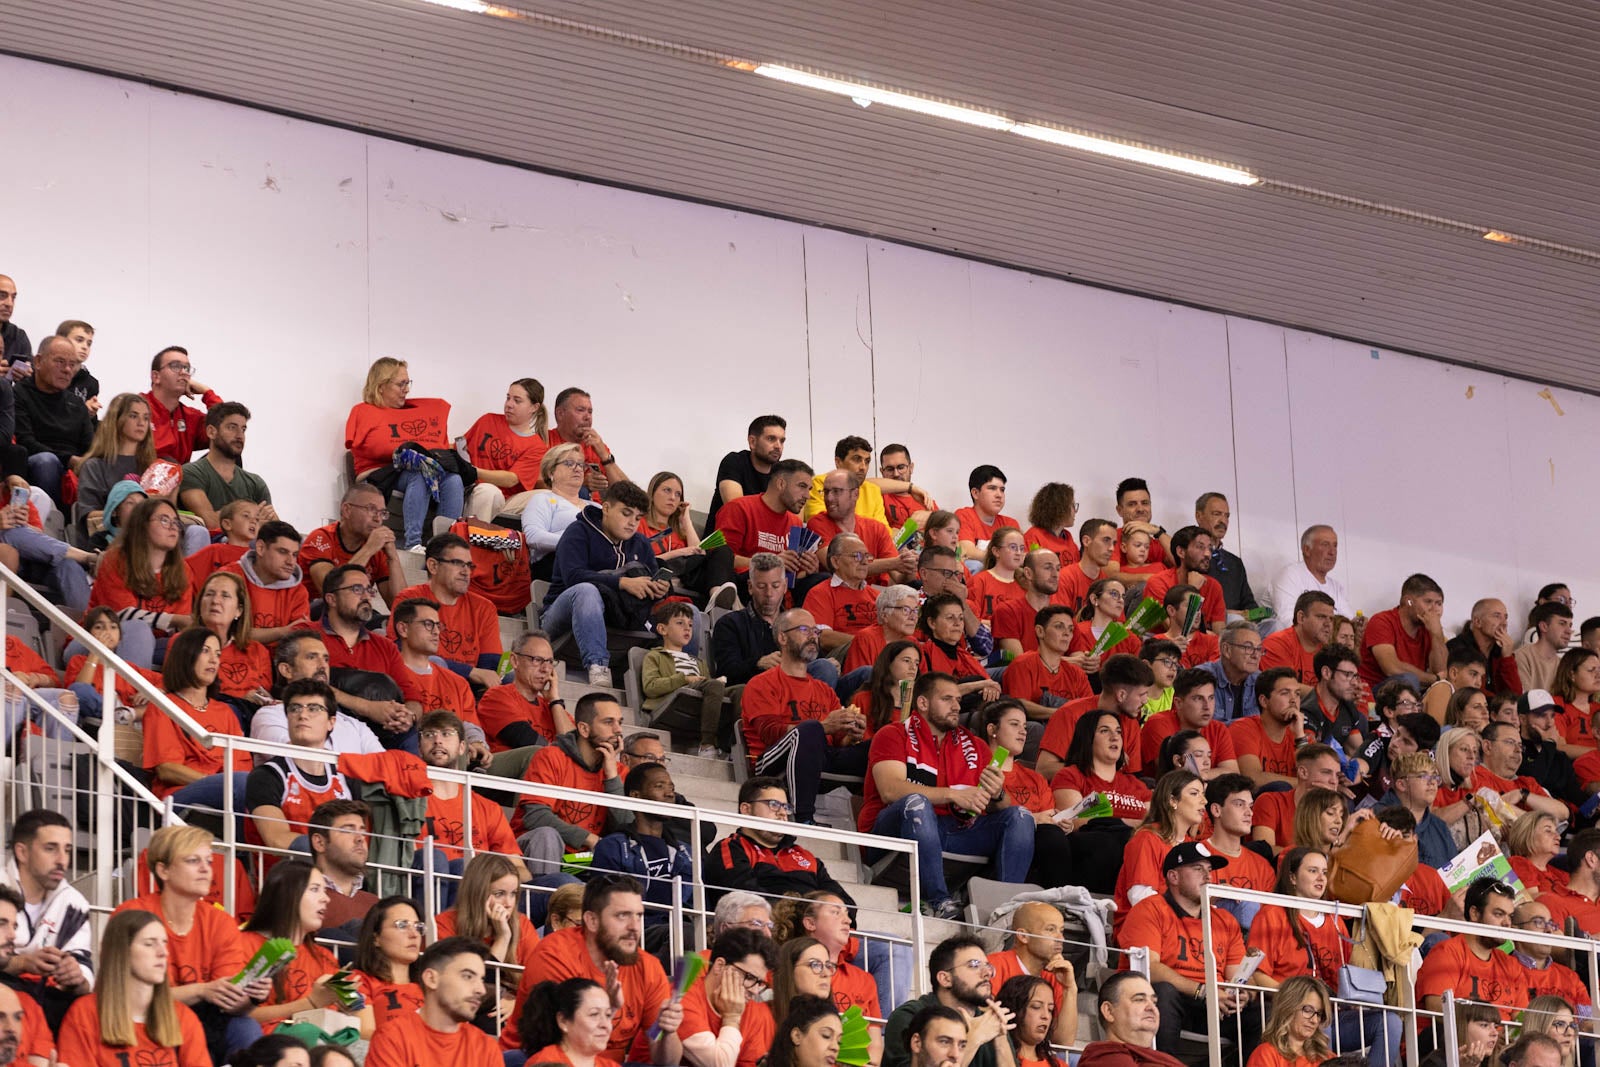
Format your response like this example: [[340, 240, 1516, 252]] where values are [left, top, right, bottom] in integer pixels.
[[1162, 841, 1229, 874]]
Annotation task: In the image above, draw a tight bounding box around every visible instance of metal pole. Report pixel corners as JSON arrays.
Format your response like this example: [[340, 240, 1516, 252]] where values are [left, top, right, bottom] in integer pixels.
[[669, 875, 684, 960], [424, 834, 439, 939], [909, 847, 927, 997], [1201, 888, 1222, 1067], [221, 735, 236, 914], [689, 813, 706, 951]]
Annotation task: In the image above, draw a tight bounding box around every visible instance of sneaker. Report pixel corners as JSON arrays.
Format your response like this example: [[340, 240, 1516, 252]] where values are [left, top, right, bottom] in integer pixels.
[[587, 664, 614, 688], [695, 744, 720, 760], [926, 898, 964, 921], [708, 582, 740, 611], [405, 543, 426, 554]]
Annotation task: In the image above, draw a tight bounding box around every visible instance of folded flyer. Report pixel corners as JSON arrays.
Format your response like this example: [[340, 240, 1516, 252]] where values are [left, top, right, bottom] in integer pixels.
[[1439, 830, 1524, 899]]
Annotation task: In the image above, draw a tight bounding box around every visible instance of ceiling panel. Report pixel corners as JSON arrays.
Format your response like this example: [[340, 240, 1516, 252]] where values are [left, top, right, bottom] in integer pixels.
[[6, 0, 1598, 388]]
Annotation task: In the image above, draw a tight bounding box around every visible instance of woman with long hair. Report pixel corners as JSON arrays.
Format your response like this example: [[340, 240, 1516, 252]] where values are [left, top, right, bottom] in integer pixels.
[[1443, 687, 1490, 731], [522, 442, 589, 578], [1154, 729, 1213, 779], [768, 937, 834, 1030], [1418, 1001, 1501, 1067], [966, 526, 1027, 625], [352, 896, 426, 1027], [770, 893, 881, 1062], [1506, 812, 1568, 897], [1112, 770, 1205, 929], [240, 860, 371, 1037], [1290, 788, 1349, 852], [65, 606, 163, 726], [763, 995, 840, 1067], [57, 909, 209, 1067], [852, 639, 920, 734], [143, 627, 248, 817], [638, 471, 736, 606], [1022, 483, 1079, 567], [84, 496, 192, 666], [1052, 707, 1152, 826], [227, 1034, 310, 1067], [191, 570, 272, 725], [345, 357, 464, 549], [1550, 647, 1600, 751], [1519, 995, 1578, 1067], [996, 974, 1062, 1067], [1246, 975, 1333, 1067], [519, 978, 621, 1067], [980, 699, 1080, 889], [74, 391, 157, 535], [1068, 579, 1141, 686], [434, 853, 540, 1038], [462, 377, 549, 522]]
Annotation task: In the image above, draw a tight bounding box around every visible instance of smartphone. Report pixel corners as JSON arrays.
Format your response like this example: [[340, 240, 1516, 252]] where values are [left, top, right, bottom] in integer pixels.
[[8, 487, 27, 512]]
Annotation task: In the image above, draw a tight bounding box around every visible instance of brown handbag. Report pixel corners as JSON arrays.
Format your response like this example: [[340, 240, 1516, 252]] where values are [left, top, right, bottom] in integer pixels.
[[1327, 816, 1419, 904]]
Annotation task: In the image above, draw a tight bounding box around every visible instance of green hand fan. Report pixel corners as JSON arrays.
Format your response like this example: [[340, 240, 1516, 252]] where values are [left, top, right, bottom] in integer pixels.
[[699, 530, 727, 551], [1089, 621, 1129, 657], [837, 1005, 873, 1066], [1125, 596, 1165, 636]]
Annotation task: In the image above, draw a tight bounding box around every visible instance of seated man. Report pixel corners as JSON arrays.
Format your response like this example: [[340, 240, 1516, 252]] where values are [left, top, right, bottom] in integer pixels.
[[705, 777, 857, 901], [364, 938, 504, 1067], [307, 799, 381, 933], [803, 435, 931, 525], [1448, 597, 1521, 696], [317, 563, 424, 744], [416, 711, 530, 880], [514, 693, 629, 870], [298, 482, 401, 602], [1194, 492, 1261, 618], [859, 672, 1033, 919], [1196, 622, 1263, 724], [954, 464, 1019, 561], [1250, 743, 1345, 854], [392, 598, 489, 763], [1416, 876, 1529, 1019], [477, 630, 572, 755], [141, 345, 223, 464], [678, 927, 777, 1067], [1271, 524, 1351, 618], [1359, 573, 1448, 688], [1139, 668, 1241, 781], [987, 902, 1079, 1048], [917, 545, 991, 656], [1111, 478, 1170, 568], [705, 414, 786, 536], [592, 761, 693, 952], [1116, 841, 1262, 1063], [1510, 898, 1591, 1006], [1259, 591, 1335, 691], [740, 609, 869, 823], [244, 679, 353, 852], [541, 479, 666, 688], [1140, 526, 1226, 635], [883, 936, 1018, 1067], [1421, 643, 1489, 724], [1058, 519, 1117, 614], [223, 520, 311, 645], [12, 338, 92, 505], [806, 469, 915, 582], [1515, 601, 1573, 696], [1302, 645, 1367, 754], [716, 457, 819, 582], [878, 443, 936, 529], [1161, 585, 1220, 667], [178, 402, 277, 531], [390, 533, 503, 689], [711, 552, 839, 688], [1227, 667, 1304, 788], [249, 630, 384, 756], [1540, 828, 1600, 931], [0, 811, 92, 1028], [1000, 604, 1094, 723], [802, 534, 883, 650], [1078, 972, 1185, 1066], [1475, 721, 1567, 820], [992, 549, 1070, 658]]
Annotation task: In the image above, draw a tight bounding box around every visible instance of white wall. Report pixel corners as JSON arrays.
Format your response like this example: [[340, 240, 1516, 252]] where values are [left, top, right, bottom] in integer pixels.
[[4, 54, 1594, 624]]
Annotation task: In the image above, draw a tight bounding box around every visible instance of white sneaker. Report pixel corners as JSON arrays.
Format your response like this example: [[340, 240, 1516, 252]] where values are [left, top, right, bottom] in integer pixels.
[[708, 582, 739, 611], [695, 744, 720, 760], [587, 664, 614, 688]]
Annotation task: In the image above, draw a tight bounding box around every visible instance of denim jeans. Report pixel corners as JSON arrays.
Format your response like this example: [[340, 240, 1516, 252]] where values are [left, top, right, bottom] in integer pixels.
[[26, 452, 63, 505], [1, 525, 89, 614], [3, 689, 78, 740], [171, 771, 251, 828], [870, 793, 1034, 904], [1331, 1002, 1402, 1066], [542, 583, 610, 669], [835, 665, 871, 700], [856, 933, 913, 1012], [396, 469, 463, 548]]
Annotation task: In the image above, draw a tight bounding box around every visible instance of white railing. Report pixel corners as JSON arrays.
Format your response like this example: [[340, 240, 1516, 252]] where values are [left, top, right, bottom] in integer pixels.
[[1201, 881, 1600, 1067]]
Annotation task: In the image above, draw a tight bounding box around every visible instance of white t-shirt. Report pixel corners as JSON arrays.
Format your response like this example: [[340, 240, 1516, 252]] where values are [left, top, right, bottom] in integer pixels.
[[1271, 560, 1352, 618], [250, 703, 385, 758]]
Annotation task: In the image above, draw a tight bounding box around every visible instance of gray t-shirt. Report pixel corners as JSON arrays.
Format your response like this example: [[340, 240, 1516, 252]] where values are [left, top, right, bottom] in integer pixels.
[[180, 456, 272, 509]]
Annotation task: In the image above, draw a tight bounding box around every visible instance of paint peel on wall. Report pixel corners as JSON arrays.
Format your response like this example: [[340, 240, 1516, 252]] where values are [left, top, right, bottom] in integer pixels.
[[1465, 386, 1475, 399], [1551, 458, 1557, 485], [1538, 388, 1565, 416]]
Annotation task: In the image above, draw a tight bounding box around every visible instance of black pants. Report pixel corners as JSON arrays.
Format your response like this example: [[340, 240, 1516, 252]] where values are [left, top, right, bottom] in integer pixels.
[[753, 718, 870, 822], [1028, 823, 1074, 888], [1154, 980, 1261, 1067], [672, 545, 737, 606], [1066, 819, 1133, 895]]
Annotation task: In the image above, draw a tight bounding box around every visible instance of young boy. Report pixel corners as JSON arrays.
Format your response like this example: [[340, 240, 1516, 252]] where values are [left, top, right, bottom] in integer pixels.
[[1139, 638, 1182, 719], [640, 601, 728, 759], [184, 500, 259, 585], [54, 319, 101, 413]]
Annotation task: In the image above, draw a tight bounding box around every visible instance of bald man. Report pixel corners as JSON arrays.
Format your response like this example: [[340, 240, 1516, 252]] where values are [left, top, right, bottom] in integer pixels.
[[1446, 597, 1521, 695], [987, 901, 1079, 1047]]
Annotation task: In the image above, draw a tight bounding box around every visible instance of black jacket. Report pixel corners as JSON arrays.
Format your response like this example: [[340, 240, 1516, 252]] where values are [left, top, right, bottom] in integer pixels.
[[712, 605, 780, 685], [14, 378, 93, 461]]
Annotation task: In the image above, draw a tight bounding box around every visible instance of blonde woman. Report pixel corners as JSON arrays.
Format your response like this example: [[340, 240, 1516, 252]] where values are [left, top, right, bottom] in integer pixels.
[[1520, 995, 1579, 1067], [462, 377, 549, 521], [521, 442, 588, 578], [1246, 975, 1332, 1067], [344, 357, 463, 548]]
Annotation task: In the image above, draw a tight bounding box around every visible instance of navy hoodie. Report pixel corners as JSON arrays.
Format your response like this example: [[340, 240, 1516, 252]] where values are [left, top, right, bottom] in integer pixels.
[[544, 503, 659, 607]]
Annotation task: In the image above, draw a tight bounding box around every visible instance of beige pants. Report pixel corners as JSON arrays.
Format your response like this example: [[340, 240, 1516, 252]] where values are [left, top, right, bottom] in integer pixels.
[[465, 483, 539, 524]]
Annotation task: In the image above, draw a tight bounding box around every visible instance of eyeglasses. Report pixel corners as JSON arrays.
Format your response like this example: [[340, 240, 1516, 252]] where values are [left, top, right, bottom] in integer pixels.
[[1548, 1018, 1576, 1034], [419, 728, 461, 742], [1552, 595, 1577, 606], [335, 584, 375, 598], [1333, 669, 1361, 682], [752, 798, 792, 816], [1154, 657, 1180, 670], [347, 503, 388, 518], [1297, 1005, 1328, 1023], [555, 459, 587, 472], [1517, 917, 1559, 932], [733, 965, 770, 993], [1403, 773, 1442, 785], [782, 625, 820, 638], [161, 361, 194, 374], [734, 918, 776, 933], [388, 919, 425, 932], [286, 704, 330, 717], [889, 604, 919, 616], [1392, 699, 1422, 711], [409, 618, 442, 632], [948, 959, 994, 977], [924, 567, 965, 581], [438, 557, 476, 572], [390, 379, 413, 389], [802, 959, 839, 976], [627, 749, 665, 764], [151, 515, 181, 530], [512, 652, 555, 667], [840, 552, 872, 563], [1225, 643, 1263, 656]]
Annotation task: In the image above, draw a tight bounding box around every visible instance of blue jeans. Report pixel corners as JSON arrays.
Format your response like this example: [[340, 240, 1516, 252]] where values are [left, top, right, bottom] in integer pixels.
[[856, 933, 913, 1013], [26, 452, 63, 505], [807, 658, 840, 687], [1331, 1003, 1401, 1066], [870, 794, 1034, 904], [836, 665, 871, 700], [542, 583, 611, 669], [397, 469, 463, 548], [3, 690, 78, 740], [171, 771, 251, 829], [2, 526, 89, 615]]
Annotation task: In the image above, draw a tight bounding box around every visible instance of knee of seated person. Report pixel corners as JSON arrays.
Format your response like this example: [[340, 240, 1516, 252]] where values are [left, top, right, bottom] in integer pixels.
[[793, 718, 826, 739], [902, 793, 931, 817]]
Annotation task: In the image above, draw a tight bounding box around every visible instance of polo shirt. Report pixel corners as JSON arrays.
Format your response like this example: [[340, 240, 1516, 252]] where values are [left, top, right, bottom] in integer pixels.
[[321, 618, 424, 703]]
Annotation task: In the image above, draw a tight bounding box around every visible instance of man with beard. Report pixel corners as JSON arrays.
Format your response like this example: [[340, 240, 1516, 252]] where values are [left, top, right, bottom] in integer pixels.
[[366, 938, 503, 1067], [526, 874, 683, 1065], [904, 1006, 968, 1067], [393, 599, 490, 764], [0, 986, 23, 1067], [416, 711, 530, 880], [0, 811, 91, 1030], [1417, 876, 1529, 1019], [515, 694, 630, 869], [307, 800, 379, 934], [249, 631, 385, 756], [739, 609, 869, 824], [1141, 526, 1226, 636], [389, 533, 503, 689], [1076, 973, 1185, 1067], [298, 482, 402, 603], [0, 886, 54, 1067], [178, 402, 276, 531], [883, 935, 1016, 1067], [318, 563, 424, 745], [992, 550, 1071, 658], [705, 415, 786, 536], [986, 903, 1079, 1047]]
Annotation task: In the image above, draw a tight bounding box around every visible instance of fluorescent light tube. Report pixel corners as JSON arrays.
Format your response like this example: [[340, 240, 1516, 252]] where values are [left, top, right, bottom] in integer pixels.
[[1012, 123, 1260, 185], [753, 64, 1014, 132], [416, 0, 492, 12]]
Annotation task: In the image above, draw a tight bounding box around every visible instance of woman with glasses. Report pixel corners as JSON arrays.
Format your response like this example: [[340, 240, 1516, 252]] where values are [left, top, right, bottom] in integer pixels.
[[967, 526, 1028, 626], [85, 497, 193, 667], [521, 443, 589, 580], [352, 896, 425, 1028], [1520, 996, 1579, 1067], [1507, 812, 1569, 896], [843, 585, 921, 679], [345, 357, 464, 550], [1022, 483, 1080, 567], [675, 927, 777, 1067], [1068, 578, 1141, 689], [521, 978, 623, 1067], [1247, 975, 1333, 1067], [772, 892, 882, 1056], [1551, 647, 1600, 752], [769, 937, 837, 1030]]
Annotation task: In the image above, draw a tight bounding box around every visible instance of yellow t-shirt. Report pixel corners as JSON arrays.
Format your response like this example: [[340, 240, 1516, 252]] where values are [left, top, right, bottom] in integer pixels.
[[803, 473, 888, 523]]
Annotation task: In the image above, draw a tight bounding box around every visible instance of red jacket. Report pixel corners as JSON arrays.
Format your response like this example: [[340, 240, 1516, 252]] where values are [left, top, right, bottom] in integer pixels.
[[338, 751, 433, 797], [1076, 1042, 1186, 1067]]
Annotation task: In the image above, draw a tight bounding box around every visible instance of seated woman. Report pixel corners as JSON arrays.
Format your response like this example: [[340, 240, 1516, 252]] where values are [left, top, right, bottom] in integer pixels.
[[72, 392, 155, 544], [1443, 686, 1490, 731], [915, 593, 1000, 707], [83, 497, 193, 667], [983, 699, 1072, 889], [841, 584, 920, 686], [1067, 578, 1142, 690], [240, 860, 372, 1037], [351, 896, 425, 1028], [57, 909, 210, 1067], [190, 570, 272, 728], [1022, 482, 1079, 567], [965, 526, 1027, 627], [1550, 647, 1600, 754], [142, 626, 249, 817], [462, 377, 549, 522], [1418, 1000, 1502, 1067], [1246, 975, 1334, 1067], [1153, 728, 1213, 779], [771, 894, 883, 1060], [345, 357, 464, 550], [639, 471, 735, 607], [1112, 770, 1204, 933], [433, 853, 540, 1049], [66, 606, 163, 727], [113, 825, 270, 1062], [1506, 811, 1568, 897], [1291, 787, 1351, 853], [1433, 727, 1485, 833], [521, 443, 588, 580], [1049, 707, 1148, 894], [997, 973, 1069, 1067], [764, 996, 841, 1067], [521, 978, 625, 1067], [768, 938, 837, 1033], [1521, 995, 1579, 1067], [852, 639, 919, 736]]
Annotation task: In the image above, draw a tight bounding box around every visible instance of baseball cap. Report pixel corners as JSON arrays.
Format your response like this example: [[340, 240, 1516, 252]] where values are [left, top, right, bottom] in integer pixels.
[[1162, 840, 1229, 874], [1517, 689, 1558, 716]]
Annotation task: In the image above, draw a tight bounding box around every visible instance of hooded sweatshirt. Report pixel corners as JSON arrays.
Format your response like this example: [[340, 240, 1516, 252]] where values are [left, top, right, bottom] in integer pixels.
[[1076, 1042, 1187, 1067], [0, 853, 95, 986], [514, 731, 629, 845], [543, 504, 658, 608], [225, 549, 311, 632]]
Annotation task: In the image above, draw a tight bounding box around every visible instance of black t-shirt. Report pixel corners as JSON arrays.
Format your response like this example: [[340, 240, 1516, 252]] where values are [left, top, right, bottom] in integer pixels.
[[703, 449, 770, 535]]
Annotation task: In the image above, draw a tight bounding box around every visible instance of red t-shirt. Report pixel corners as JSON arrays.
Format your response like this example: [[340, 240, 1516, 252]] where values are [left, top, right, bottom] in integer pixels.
[[354, 972, 425, 1028], [679, 969, 774, 1067], [1260, 628, 1320, 686], [1399, 863, 1449, 916], [1113, 829, 1176, 928], [1247, 904, 1349, 983], [806, 512, 897, 567], [345, 397, 452, 475], [992, 595, 1072, 653], [238, 931, 341, 1031], [966, 570, 1026, 624], [859, 713, 991, 828], [1141, 571, 1225, 632], [1509, 855, 1569, 896], [1117, 892, 1244, 983], [988, 950, 1067, 1015], [87, 550, 193, 632], [526, 926, 671, 1061], [222, 562, 311, 633], [57, 995, 210, 1067], [401, 660, 481, 727], [478, 684, 562, 750], [1004, 763, 1054, 814], [1140, 712, 1236, 769], [1206, 840, 1276, 893], [64, 656, 163, 705], [464, 412, 547, 495], [143, 695, 246, 798], [842, 625, 893, 673], [5, 635, 59, 685], [1000, 651, 1094, 706], [1359, 607, 1434, 686], [320, 622, 425, 704], [802, 579, 881, 635], [1050, 766, 1151, 819], [366, 1008, 505, 1067], [881, 492, 927, 530], [525, 1046, 621, 1067], [1415, 934, 1530, 1018], [1229, 717, 1297, 778], [954, 507, 1018, 550], [453, 519, 534, 614], [515, 743, 609, 837], [1526, 959, 1592, 1006], [1067, 620, 1141, 659], [739, 667, 843, 763], [1538, 885, 1600, 931], [715, 494, 801, 568], [216, 640, 272, 699], [298, 521, 392, 596], [1038, 698, 1143, 775], [389, 583, 502, 665], [1113, 530, 1168, 568], [113, 892, 249, 986], [422, 787, 521, 861], [1555, 698, 1596, 750], [185, 542, 248, 586], [1251, 790, 1297, 851], [1178, 631, 1222, 666], [918, 637, 989, 679], [1021, 526, 1079, 566]]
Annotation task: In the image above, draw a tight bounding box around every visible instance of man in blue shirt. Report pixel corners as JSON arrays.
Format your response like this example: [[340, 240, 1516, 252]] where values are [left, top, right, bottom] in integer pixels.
[[1197, 621, 1260, 723]]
